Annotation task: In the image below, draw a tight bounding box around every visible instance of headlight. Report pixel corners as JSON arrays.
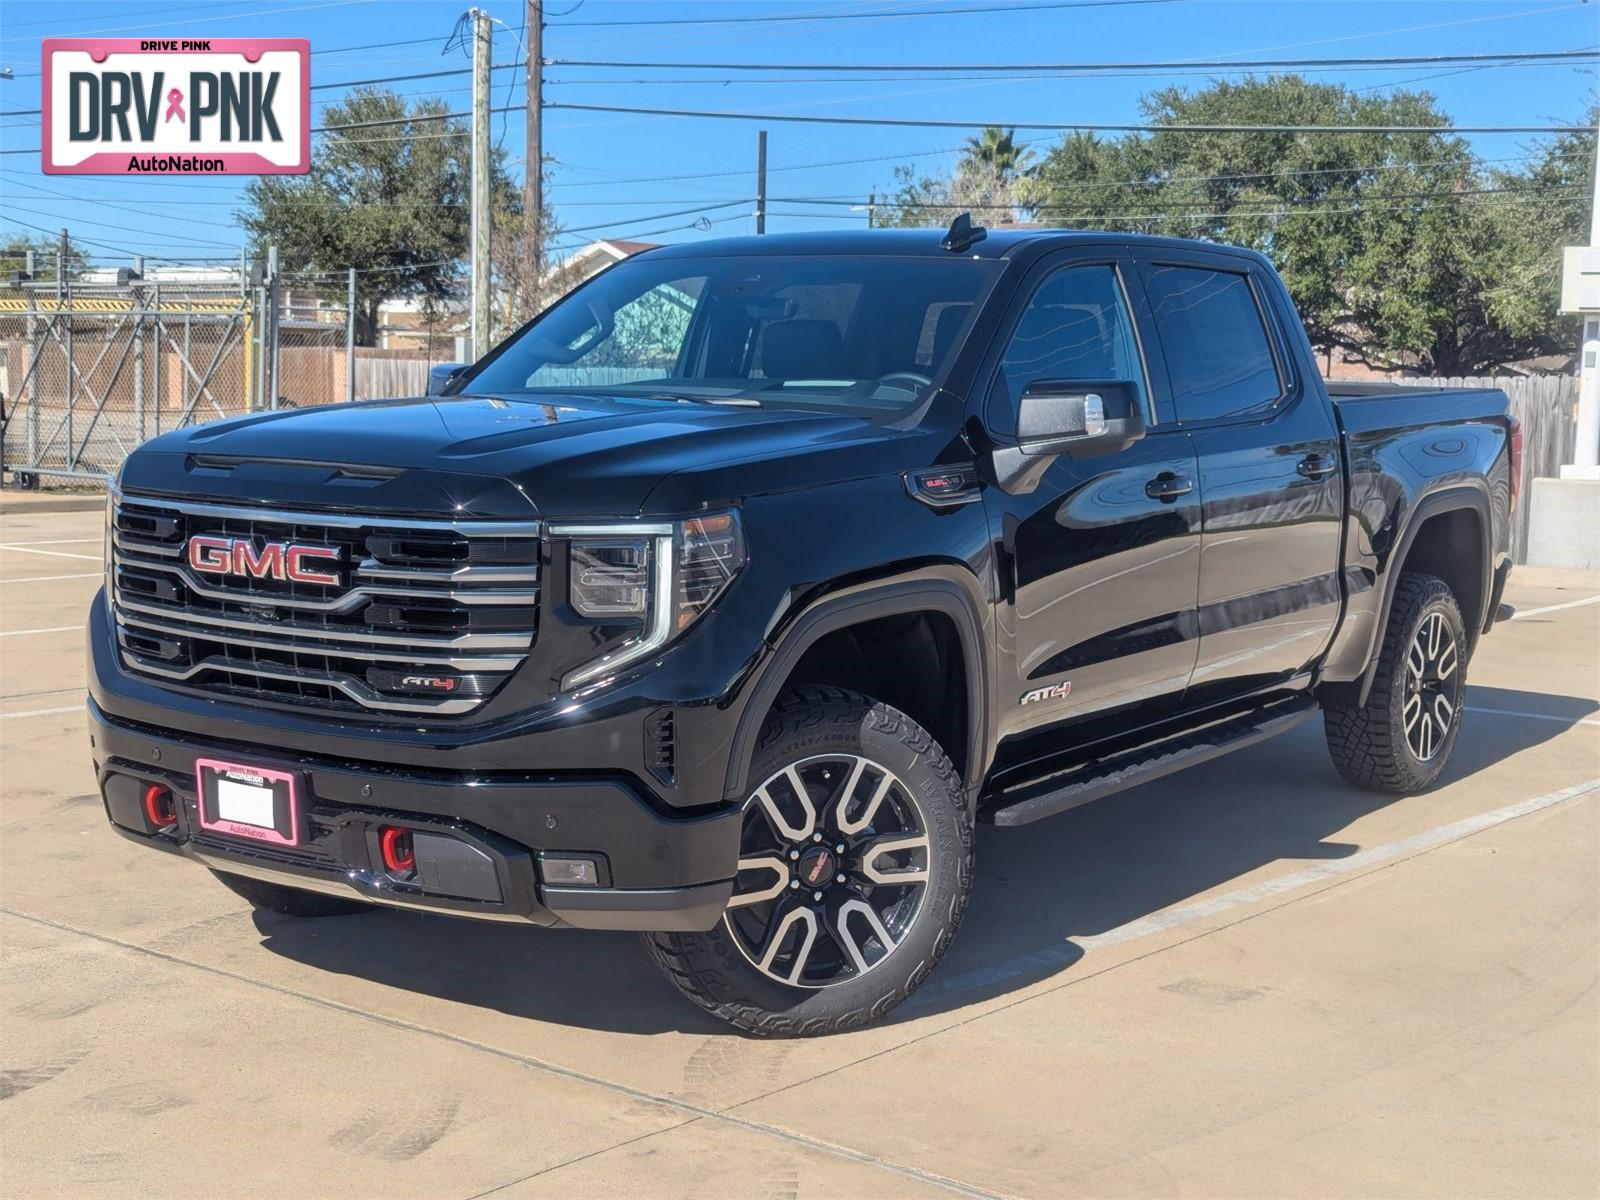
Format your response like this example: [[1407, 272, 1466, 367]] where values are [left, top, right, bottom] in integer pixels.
[[676, 512, 744, 631], [570, 538, 651, 617], [553, 511, 745, 691]]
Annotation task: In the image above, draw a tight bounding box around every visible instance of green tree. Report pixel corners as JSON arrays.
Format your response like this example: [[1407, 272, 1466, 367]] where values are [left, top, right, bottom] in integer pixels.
[[237, 89, 521, 344], [1477, 110, 1597, 365], [894, 77, 1590, 374], [1, 235, 89, 284], [880, 126, 1044, 228], [963, 126, 1036, 180]]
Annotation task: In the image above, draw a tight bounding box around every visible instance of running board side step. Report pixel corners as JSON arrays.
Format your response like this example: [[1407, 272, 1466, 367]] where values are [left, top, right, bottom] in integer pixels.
[[989, 696, 1319, 827]]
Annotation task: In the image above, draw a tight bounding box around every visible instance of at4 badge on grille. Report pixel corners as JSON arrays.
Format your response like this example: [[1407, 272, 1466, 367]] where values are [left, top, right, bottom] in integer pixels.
[[42, 38, 309, 175]]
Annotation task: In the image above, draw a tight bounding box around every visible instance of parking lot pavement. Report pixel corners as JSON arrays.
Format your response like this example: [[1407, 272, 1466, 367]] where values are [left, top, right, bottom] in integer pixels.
[[2, 506, 1597, 1199]]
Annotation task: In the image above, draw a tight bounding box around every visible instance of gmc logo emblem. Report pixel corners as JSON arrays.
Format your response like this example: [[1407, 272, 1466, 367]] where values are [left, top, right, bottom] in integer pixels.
[[186, 535, 341, 586]]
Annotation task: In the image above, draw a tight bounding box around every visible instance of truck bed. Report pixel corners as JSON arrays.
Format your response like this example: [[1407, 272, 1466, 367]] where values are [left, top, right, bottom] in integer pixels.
[[1322, 379, 1510, 438]]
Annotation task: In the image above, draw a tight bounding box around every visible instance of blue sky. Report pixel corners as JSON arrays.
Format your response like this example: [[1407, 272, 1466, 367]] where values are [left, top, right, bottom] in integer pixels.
[[1, 0, 1595, 268]]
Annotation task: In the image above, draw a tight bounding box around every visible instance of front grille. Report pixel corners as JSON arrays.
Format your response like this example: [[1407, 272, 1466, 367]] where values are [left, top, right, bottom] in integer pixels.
[[110, 491, 540, 717]]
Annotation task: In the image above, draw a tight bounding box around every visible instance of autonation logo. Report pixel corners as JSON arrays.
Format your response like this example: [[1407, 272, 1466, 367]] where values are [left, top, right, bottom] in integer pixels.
[[42, 37, 309, 176]]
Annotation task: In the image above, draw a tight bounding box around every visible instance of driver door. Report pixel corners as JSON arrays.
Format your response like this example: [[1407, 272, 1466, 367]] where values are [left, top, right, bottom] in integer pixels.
[[981, 252, 1202, 747]]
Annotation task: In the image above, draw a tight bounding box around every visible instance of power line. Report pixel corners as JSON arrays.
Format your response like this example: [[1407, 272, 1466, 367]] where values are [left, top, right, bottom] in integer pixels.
[[549, 48, 1600, 73], [543, 59, 1593, 85], [552, 0, 1180, 28], [0, 0, 381, 46], [311, 61, 524, 93], [4, 32, 452, 79], [543, 102, 1591, 135], [766, 189, 1591, 225], [548, 211, 749, 253], [788, 183, 1583, 212], [0, 204, 244, 249], [560, 200, 751, 235]]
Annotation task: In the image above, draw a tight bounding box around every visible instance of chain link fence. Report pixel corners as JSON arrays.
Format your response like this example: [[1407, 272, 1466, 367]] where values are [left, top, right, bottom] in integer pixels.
[[1, 281, 257, 481]]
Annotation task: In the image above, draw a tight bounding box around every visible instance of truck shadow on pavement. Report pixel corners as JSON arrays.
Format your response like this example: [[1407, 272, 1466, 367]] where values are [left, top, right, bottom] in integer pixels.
[[251, 685, 1595, 1036]]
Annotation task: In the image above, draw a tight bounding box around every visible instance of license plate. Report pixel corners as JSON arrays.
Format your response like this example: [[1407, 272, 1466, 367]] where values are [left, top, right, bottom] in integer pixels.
[[195, 758, 300, 846]]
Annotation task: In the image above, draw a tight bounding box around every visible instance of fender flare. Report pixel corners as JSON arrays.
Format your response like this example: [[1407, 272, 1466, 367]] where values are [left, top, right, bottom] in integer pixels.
[[1351, 483, 1491, 707], [721, 569, 991, 807]]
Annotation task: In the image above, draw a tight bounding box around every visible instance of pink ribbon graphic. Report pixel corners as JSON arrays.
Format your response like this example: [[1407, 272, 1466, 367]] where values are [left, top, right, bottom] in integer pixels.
[[164, 88, 185, 123]]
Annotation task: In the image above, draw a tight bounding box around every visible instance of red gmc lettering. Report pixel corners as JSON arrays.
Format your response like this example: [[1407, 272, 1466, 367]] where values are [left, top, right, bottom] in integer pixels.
[[186, 535, 235, 574], [184, 536, 340, 584], [232, 541, 284, 579], [285, 545, 340, 586]]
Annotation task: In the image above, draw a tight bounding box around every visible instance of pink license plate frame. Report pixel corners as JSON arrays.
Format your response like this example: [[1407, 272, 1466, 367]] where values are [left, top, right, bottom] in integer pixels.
[[194, 757, 301, 847]]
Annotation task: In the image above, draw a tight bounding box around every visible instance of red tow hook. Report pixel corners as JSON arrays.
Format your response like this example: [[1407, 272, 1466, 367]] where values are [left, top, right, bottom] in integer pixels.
[[379, 826, 416, 875], [142, 783, 177, 828]]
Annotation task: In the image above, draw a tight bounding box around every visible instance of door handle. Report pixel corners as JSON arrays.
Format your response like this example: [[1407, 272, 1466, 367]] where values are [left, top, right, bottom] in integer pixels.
[[1296, 453, 1337, 480], [1145, 471, 1193, 502]]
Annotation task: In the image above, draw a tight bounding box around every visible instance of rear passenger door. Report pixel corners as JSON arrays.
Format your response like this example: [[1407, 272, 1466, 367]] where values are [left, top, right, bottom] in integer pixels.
[[1135, 251, 1344, 702]]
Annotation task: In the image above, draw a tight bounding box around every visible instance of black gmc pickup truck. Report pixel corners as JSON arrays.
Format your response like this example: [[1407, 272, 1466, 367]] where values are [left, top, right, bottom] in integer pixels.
[[90, 223, 1518, 1036]]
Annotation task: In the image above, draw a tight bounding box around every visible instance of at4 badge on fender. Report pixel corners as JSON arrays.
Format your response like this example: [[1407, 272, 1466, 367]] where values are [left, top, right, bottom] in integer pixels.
[[1020, 680, 1072, 706]]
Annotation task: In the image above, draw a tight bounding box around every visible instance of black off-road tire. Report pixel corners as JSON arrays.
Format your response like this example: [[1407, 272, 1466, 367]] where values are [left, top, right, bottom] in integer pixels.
[[643, 686, 974, 1037], [1324, 572, 1466, 794], [211, 870, 372, 918]]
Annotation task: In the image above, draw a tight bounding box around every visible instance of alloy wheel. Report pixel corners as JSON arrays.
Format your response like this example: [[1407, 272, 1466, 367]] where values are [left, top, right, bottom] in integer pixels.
[[724, 754, 931, 989], [1403, 610, 1459, 762]]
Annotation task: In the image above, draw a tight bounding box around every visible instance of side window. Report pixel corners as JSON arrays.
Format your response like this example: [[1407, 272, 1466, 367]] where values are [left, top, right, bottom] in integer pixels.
[[989, 265, 1146, 434], [1145, 265, 1283, 422]]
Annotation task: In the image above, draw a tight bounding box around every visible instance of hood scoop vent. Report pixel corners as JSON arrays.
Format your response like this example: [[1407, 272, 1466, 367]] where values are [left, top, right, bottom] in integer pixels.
[[186, 454, 402, 486]]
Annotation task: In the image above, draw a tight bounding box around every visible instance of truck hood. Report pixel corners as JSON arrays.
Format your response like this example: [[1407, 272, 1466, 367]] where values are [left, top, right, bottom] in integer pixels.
[[119, 392, 929, 518]]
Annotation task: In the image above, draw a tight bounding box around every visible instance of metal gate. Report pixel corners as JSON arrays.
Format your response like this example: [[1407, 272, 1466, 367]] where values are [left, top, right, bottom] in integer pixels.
[[1, 281, 258, 482]]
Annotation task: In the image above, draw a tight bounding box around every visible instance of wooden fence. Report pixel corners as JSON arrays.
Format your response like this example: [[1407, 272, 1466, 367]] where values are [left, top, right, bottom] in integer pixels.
[[215, 349, 1585, 565], [1395, 375, 1578, 563]]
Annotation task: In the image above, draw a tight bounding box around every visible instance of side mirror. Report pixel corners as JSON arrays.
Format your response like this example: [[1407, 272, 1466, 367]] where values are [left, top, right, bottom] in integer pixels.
[[427, 362, 469, 396], [991, 379, 1148, 495], [1016, 379, 1145, 459]]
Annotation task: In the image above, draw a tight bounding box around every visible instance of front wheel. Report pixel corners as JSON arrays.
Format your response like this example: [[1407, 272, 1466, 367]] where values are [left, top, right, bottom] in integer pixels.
[[644, 686, 973, 1037]]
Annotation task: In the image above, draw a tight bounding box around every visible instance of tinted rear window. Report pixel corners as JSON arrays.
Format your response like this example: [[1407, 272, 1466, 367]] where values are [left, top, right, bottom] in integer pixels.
[[1146, 265, 1282, 422]]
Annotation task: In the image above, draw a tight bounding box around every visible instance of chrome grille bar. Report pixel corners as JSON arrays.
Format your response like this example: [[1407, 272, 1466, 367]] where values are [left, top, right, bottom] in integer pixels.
[[119, 559, 537, 610], [110, 489, 539, 716]]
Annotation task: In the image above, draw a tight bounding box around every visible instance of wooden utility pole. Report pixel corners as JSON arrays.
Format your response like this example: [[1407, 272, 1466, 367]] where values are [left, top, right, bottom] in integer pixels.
[[755, 130, 767, 234], [525, 0, 543, 301], [470, 8, 492, 360]]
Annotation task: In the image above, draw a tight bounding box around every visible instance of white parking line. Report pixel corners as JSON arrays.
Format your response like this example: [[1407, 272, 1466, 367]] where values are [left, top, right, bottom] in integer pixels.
[[1511, 593, 1600, 620], [1470, 705, 1600, 728], [0, 705, 81, 721], [0, 538, 101, 546], [0, 545, 101, 561], [0, 573, 101, 584], [0, 626, 81, 637], [917, 776, 1600, 1003]]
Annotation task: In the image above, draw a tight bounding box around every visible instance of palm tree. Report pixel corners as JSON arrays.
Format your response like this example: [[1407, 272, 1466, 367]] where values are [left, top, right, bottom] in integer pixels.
[[961, 127, 1035, 182]]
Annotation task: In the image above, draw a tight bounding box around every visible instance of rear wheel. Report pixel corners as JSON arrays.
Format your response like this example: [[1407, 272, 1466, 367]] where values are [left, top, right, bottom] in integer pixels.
[[1324, 572, 1466, 793], [644, 686, 973, 1037], [210, 870, 372, 918]]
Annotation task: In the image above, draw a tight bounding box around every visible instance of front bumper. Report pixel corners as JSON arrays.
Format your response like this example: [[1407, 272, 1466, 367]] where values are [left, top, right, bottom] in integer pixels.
[[88, 698, 739, 931]]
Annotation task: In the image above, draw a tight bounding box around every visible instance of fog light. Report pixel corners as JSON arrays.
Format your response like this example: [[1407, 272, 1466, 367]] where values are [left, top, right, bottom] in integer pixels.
[[541, 855, 600, 886], [142, 783, 177, 828], [379, 826, 416, 875]]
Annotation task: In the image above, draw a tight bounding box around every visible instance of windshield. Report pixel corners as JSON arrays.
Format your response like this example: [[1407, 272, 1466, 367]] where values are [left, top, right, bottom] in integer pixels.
[[465, 253, 1000, 415]]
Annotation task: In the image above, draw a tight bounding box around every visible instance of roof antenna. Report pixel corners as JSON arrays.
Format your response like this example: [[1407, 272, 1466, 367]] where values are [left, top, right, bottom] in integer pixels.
[[941, 212, 987, 253]]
